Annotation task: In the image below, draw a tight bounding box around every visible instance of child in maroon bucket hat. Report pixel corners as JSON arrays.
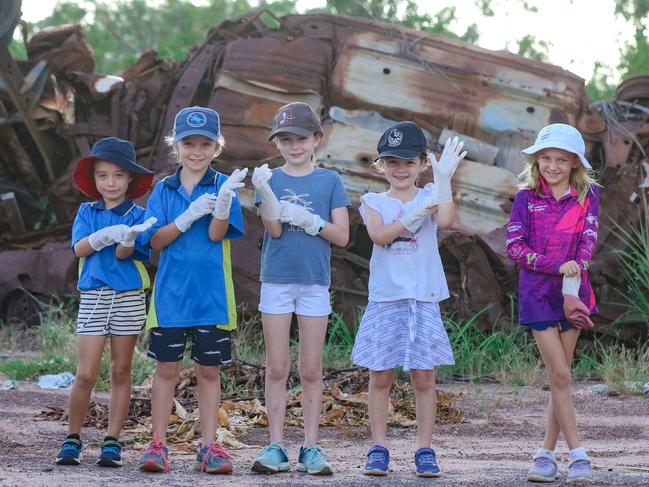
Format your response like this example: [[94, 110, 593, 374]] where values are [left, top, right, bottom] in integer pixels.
[[55, 137, 155, 468]]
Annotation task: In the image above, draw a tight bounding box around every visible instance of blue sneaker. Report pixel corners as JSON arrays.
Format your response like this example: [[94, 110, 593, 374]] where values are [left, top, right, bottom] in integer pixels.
[[363, 445, 389, 476], [195, 442, 233, 474], [527, 451, 558, 482], [138, 433, 170, 472], [251, 442, 291, 474], [415, 447, 442, 477], [55, 437, 82, 465], [567, 458, 593, 483], [97, 438, 122, 467], [297, 445, 333, 475]]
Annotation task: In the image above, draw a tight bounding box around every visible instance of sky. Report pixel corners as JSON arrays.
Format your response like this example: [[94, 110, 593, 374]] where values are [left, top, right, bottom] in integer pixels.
[[18, 0, 633, 83]]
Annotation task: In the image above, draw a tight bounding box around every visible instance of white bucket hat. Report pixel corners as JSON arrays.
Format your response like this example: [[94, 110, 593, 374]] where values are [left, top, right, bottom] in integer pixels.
[[521, 123, 591, 169]]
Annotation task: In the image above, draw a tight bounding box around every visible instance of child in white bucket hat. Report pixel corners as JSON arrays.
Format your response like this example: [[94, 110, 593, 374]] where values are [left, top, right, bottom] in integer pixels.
[[508, 123, 600, 483]]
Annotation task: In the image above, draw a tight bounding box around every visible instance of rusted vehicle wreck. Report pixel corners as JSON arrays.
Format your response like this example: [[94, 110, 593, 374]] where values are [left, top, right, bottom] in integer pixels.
[[1, 0, 648, 342]]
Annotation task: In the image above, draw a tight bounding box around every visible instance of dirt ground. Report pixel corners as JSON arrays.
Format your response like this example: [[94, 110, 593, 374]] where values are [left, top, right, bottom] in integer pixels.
[[0, 382, 647, 486]]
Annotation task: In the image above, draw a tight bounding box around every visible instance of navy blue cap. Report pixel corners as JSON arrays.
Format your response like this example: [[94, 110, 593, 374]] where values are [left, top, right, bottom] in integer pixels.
[[374, 121, 427, 161], [173, 106, 220, 141], [73, 137, 153, 199]]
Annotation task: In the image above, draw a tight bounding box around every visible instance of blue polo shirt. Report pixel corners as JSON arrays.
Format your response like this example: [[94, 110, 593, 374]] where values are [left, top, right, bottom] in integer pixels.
[[143, 166, 244, 330], [72, 199, 151, 291]]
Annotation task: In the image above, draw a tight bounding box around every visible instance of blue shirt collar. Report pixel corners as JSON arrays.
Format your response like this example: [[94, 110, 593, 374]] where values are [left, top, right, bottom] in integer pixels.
[[163, 166, 218, 189], [90, 198, 136, 216]]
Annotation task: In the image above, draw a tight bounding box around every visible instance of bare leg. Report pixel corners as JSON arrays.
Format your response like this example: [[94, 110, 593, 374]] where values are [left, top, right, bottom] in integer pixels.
[[541, 329, 580, 451], [411, 369, 437, 449], [106, 335, 138, 438], [533, 328, 581, 449], [296, 315, 328, 446], [195, 363, 221, 446], [151, 360, 181, 442], [368, 369, 395, 447], [67, 335, 107, 435], [261, 312, 292, 443]]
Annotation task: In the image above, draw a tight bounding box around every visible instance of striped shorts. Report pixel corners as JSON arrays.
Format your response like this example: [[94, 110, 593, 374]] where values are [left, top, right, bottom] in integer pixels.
[[351, 299, 455, 371], [76, 287, 146, 336]]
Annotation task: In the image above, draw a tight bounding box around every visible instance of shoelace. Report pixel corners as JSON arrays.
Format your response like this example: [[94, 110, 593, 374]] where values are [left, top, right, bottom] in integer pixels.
[[535, 457, 555, 468], [61, 441, 80, 455], [368, 451, 387, 464], [102, 443, 120, 458], [417, 451, 437, 465], [201, 442, 231, 471], [145, 435, 169, 471], [302, 446, 325, 463], [570, 459, 591, 471]]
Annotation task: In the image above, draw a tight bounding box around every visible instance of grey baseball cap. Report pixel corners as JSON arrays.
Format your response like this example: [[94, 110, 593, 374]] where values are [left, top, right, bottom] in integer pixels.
[[268, 102, 324, 141]]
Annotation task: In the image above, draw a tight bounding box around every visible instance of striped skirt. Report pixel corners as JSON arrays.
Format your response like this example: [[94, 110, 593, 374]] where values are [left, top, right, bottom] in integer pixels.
[[351, 299, 455, 371]]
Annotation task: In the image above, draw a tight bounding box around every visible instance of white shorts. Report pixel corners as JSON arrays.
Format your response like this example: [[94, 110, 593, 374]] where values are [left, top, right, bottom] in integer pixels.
[[259, 282, 331, 316], [77, 287, 146, 336]]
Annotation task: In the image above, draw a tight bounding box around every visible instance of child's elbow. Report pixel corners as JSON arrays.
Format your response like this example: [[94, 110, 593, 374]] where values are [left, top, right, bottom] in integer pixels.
[[268, 228, 282, 239]]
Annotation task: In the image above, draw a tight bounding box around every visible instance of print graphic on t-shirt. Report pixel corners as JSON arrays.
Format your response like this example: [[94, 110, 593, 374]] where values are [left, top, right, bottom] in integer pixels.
[[281, 188, 314, 232], [384, 230, 419, 254]]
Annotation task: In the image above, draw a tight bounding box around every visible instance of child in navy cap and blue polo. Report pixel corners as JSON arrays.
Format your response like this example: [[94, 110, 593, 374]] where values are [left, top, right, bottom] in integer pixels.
[[138, 106, 246, 475], [56, 137, 156, 468]]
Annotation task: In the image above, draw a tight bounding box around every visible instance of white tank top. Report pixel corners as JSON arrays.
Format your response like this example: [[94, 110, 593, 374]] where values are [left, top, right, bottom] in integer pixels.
[[360, 186, 450, 303]]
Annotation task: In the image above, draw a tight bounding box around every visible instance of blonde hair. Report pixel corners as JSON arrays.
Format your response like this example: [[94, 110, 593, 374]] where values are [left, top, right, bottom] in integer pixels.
[[518, 152, 599, 204], [164, 133, 226, 163], [371, 153, 428, 172]]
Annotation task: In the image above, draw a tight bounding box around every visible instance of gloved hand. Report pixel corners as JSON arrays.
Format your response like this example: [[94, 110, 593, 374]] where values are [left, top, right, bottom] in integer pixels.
[[399, 196, 438, 233], [252, 164, 281, 220], [175, 193, 217, 232], [562, 275, 595, 330], [119, 217, 158, 247], [427, 136, 467, 203], [280, 201, 322, 236], [213, 168, 248, 220], [88, 224, 129, 251]]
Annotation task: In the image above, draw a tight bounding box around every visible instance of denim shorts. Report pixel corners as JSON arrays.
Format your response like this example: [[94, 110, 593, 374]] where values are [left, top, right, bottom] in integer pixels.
[[521, 319, 576, 333]]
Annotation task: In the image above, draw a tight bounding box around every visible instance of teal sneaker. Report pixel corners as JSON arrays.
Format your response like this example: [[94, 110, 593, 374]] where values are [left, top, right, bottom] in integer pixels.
[[297, 445, 333, 475], [251, 442, 291, 474], [195, 442, 233, 474], [97, 438, 122, 467]]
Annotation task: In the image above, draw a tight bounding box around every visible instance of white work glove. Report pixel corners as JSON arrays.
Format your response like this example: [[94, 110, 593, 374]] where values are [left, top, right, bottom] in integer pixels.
[[427, 135, 467, 203], [280, 200, 322, 236], [119, 217, 158, 247], [399, 196, 438, 233], [174, 193, 217, 232], [562, 275, 581, 297], [88, 224, 129, 251], [252, 164, 281, 220], [213, 168, 247, 220]]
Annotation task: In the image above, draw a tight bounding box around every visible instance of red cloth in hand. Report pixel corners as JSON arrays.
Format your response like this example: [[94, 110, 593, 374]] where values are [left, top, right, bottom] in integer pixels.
[[563, 294, 595, 329]]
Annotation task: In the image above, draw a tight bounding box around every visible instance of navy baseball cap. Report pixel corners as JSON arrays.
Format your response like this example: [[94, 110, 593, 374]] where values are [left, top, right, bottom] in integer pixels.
[[374, 121, 427, 161], [172, 106, 220, 141], [73, 137, 154, 199]]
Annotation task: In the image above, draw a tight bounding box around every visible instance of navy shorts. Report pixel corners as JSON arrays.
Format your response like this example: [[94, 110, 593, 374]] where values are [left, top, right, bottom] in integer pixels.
[[147, 326, 232, 366], [521, 319, 576, 333]]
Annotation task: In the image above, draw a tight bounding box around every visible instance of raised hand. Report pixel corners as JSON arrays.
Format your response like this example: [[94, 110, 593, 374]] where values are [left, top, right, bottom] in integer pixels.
[[252, 164, 281, 220], [213, 168, 248, 220], [427, 136, 467, 203], [175, 193, 218, 232], [120, 217, 158, 247]]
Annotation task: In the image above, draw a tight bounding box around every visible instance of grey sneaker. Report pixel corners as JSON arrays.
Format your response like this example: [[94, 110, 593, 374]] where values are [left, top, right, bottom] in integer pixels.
[[527, 452, 558, 482], [297, 445, 333, 475], [567, 458, 593, 483]]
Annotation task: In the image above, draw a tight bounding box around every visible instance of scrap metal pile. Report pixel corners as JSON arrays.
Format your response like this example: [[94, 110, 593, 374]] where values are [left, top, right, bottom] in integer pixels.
[[1, 0, 648, 339]]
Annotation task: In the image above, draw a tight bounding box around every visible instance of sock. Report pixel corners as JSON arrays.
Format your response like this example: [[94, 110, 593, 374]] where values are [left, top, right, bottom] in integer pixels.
[[569, 447, 589, 460], [66, 433, 80, 441], [104, 436, 119, 443], [536, 447, 555, 460]]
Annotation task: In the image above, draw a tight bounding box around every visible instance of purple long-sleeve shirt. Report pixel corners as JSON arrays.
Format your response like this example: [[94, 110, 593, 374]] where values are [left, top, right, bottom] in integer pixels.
[[506, 184, 599, 324]]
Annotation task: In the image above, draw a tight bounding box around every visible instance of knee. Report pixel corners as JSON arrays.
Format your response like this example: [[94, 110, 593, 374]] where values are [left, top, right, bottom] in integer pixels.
[[195, 364, 219, 382], [411, 370, 436, 393], [298, 362, 322, 384], [370, 371, 394, 389], [266, 359, 290, 382], [110, 362, 132, 385], [74, 369, 99, 390], [550, 366, 572, 390], [155, 361, 180, 381]]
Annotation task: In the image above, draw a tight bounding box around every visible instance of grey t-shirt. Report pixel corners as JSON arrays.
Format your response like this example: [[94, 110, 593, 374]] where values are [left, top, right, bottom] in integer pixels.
[[256, 167, 351, 286]]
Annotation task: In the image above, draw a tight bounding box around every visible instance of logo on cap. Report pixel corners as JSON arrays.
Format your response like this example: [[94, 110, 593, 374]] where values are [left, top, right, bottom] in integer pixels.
[[186, 111, 207, 128], [387, 129, 403, 147], [279, 108, 295, 126]]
